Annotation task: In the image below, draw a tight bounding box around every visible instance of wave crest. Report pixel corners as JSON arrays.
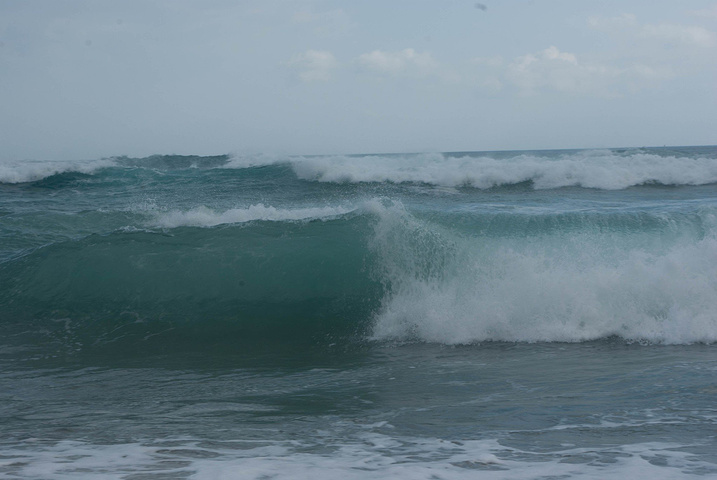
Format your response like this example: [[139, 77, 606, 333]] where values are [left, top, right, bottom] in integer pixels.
[[299, 152, 717, 189], [226, 150, 717, 190], [0, 159, 116, 184]]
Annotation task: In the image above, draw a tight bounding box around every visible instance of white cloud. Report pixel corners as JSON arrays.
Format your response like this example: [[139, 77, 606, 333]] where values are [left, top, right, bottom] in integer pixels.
[[357, 48, 438, 76], [470, 56, 504, 68], [540, 45, 578, 64], [589, 13, 716, 47], [288, 50, 337, 82], [587, 13, 638, 30], [507, 46, 584, 94], [689, 4, 717, 19], [505, 46, 670, 96], [640, 23, 716, 47], [292, 9, 352, 36]]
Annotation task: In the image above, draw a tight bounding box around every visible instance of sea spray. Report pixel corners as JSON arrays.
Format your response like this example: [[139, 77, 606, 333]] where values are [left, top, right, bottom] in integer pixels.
[[368, 201, 717, 344]]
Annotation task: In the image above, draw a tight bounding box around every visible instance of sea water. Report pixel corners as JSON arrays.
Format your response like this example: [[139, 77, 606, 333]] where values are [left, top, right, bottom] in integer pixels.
[[1, 146, 716, 478]]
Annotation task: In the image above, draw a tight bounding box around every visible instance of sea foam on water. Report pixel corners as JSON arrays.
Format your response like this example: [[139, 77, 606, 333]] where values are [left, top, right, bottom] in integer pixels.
[[368, 200, 717, 344]]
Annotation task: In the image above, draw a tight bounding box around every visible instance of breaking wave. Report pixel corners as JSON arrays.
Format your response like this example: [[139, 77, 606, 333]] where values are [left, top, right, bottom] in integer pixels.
[[369, 202, 717, 344], [0, 158, 116, 184], [4, 148, 716, 190], [2, 199, 717, 352], [227, 148, 717, 189]]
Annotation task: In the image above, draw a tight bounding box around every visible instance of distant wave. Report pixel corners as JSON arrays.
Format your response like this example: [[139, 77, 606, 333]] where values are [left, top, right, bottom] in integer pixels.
[[4, 149, 717, 189], [114, 154, 230, 170], [0, 155, 232, 184], [228, 150, 717, 190], [0, 158, 116, 184]]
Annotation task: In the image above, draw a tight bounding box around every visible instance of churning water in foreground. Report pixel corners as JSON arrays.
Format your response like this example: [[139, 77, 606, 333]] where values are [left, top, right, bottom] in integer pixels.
[[1, 146, 716, 478]]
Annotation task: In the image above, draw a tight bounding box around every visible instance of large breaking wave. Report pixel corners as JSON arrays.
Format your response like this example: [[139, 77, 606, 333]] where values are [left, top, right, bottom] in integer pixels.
[[2, 198, 716, 353]]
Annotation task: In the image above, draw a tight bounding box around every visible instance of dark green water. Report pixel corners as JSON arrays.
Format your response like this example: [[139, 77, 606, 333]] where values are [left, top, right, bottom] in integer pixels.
[[1, 146, 716, 477]]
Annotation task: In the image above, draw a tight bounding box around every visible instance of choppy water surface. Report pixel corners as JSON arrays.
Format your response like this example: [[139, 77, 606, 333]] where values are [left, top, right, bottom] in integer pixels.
[[1, 146, 716, 478]]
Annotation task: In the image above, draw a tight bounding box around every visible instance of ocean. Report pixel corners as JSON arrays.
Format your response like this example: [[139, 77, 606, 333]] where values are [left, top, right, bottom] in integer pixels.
[[1, 146, 716, 478]]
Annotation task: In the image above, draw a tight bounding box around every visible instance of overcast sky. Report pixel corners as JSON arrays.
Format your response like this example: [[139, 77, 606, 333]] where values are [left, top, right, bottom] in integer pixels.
[[1, 0, 716, 160]]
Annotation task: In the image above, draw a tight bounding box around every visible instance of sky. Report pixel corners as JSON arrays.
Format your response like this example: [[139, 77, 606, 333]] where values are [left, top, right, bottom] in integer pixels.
[[1, 0, 716, 160]]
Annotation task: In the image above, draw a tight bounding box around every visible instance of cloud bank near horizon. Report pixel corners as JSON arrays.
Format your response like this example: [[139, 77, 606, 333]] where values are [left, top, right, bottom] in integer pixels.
[[1, 1, 715, 160]]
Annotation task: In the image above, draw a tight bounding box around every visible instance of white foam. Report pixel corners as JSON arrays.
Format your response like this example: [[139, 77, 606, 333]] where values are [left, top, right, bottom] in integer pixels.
[[153, 204, 354, 228], [0, 159, 116, 184], [227, 151, 717, 190], [1, 435, 712, 479], [6, 151, 716, 189], [369, 202, 717, 345]]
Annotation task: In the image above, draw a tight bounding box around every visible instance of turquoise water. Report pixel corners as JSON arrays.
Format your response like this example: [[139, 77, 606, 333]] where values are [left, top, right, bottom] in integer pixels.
[[1, 146, 717, 478]]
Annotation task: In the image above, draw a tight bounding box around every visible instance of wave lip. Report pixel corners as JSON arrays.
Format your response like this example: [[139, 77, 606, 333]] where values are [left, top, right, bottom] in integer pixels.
[[152, 204, 355, 228], [0, 154, 234, 184], [0, 158, 116, 184]]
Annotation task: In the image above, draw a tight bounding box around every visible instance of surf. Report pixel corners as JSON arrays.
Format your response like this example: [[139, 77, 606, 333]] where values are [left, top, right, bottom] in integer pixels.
[[2, 197, 716, 357]]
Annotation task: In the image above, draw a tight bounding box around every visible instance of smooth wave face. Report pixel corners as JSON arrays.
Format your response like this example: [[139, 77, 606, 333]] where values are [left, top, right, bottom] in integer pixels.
[[0, 215, 382, 355]]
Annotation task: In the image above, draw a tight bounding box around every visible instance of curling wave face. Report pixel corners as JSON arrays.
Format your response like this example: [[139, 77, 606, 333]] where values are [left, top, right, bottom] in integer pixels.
[[2, 199, 717, 353]]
